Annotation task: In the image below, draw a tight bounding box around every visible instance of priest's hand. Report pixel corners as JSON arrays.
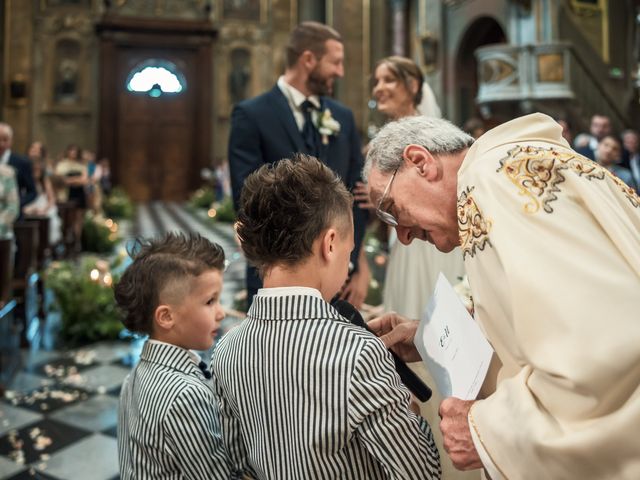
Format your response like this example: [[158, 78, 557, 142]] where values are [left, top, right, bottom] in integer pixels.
[[338, 249, 370, 309], [439, 398, 483, 471], [353, 181, 375, 211], [367, 313, 421, 362]]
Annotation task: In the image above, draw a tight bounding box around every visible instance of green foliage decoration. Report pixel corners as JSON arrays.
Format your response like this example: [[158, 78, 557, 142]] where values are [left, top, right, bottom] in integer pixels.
[[103, 187, 134, 220], [82, 212, 119, 254], [45, 255, 125, 345], [188, 188, 216, 210]]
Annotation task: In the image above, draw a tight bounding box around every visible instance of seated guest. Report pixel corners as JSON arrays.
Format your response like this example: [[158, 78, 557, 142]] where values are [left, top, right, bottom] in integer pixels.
[[0, 122, 36, 214], [212, 155, 441, 479], [114, 232, 230, 480], [595, 134, 636, 190]]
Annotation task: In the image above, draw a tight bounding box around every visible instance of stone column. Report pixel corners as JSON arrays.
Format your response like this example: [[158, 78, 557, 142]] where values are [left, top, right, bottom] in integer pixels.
[[390, 0, 407, 56], [3, 0, 34, 151]]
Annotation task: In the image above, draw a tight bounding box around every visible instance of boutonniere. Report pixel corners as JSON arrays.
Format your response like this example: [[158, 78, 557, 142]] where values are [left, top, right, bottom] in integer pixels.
[[317, 108, 341, 145]]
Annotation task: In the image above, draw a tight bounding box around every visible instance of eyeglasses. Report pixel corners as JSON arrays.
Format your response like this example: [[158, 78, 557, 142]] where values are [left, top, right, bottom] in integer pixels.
[[375, 167, 399, 226]]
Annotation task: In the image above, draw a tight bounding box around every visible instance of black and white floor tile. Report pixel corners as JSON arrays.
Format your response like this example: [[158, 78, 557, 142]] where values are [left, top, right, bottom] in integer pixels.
[[0, 203, 245, 479]]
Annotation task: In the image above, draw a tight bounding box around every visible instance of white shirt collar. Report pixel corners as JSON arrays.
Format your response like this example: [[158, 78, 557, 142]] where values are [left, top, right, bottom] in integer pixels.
[[148, 338, 202, 365], [0, 149, 11, 165], [277, 76, 321, 110], [257, 286, 323, 298]]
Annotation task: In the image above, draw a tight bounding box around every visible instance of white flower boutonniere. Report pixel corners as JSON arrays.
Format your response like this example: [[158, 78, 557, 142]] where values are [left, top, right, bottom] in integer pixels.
[[317, 108, 341, 145]]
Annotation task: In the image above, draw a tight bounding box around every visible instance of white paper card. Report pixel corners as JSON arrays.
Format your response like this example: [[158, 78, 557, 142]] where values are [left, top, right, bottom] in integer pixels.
[[414, 273, 493, 400]]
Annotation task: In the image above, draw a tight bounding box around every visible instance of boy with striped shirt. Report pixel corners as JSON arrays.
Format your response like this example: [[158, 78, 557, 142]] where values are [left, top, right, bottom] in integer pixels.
[[114, 233, 231, 479], [212, 155, 441, 479]]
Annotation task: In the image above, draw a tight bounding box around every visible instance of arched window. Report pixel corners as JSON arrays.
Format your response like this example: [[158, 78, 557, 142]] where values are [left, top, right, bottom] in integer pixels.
[[125, 60, 186, 97]]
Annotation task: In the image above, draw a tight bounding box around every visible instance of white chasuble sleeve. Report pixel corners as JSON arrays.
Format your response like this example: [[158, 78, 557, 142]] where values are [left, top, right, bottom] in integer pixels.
[[458, 141, 640, 479]]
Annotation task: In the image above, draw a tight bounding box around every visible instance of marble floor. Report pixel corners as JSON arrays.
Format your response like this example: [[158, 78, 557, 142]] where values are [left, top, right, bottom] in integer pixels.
[[0, 203, 245, 480]]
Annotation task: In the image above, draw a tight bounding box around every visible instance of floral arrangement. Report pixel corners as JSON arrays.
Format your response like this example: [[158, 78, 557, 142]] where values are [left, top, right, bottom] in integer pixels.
[[103, 187, 134, 220], [189, 188, 236, 224], [204, 196, 236, 224], [317, 108, 341, 145], [45, 254, 126, 345], [82, 212, 120, 253], [188, 187, 216, 210]]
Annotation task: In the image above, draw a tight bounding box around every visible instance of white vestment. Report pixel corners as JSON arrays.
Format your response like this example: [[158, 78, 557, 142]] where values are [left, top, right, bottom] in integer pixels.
[[458, 113, 640, 479]]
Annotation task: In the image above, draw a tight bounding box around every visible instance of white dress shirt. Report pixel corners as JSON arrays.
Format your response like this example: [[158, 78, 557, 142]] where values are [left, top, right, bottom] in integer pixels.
[[277, 76, 321, 131]]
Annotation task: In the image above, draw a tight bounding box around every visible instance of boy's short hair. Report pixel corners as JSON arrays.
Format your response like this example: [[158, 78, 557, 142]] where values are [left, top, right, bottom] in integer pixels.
[[114, 232, 225, 335], [236, 154, 352, 277], [285, 21, 342, 68]]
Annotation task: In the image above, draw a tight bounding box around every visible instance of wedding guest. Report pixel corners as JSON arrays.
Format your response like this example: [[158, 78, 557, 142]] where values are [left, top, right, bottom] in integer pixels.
[[55, 144, 87, 249], [365, 114, 640, 479], [362, 56, 468, 480], [212, 155, 441, 479], [114, 232, 230, 479], [0, 123, 36, 214], [228, 21, 369, 309], [82, 149, 100, 211], [575, 113, 611, 160], [621, 129, 640, 192], [595, 134, 636, 189], [366, 55, 465, 319], [0, 163, 19, 241], [97, 157, 112, 197], [23, 157, 62, 245]]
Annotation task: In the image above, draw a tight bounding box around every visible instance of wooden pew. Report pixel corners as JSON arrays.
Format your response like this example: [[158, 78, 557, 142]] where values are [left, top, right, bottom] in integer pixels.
[[0, 238, 12, 305], [0, 299, 19, 394], [56, 200, 78, 258], [22, 215, 51, 322], [12, 221, 40, 347]]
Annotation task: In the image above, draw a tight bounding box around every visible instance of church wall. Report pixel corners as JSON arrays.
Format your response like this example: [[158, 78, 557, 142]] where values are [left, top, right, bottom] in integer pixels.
[[2, 0, 371, 166]]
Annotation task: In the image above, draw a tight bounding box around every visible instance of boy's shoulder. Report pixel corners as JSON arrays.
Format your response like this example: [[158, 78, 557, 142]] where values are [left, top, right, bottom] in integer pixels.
[[216, 310, 386, 352], [122, 356, 213, 400]]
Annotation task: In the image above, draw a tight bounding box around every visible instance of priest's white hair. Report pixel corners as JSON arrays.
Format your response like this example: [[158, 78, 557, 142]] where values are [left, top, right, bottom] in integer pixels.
[[363, 116, 474, 180]]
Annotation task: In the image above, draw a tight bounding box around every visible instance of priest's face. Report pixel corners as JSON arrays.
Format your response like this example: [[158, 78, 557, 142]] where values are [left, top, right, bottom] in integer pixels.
[[307, 39, 344, 96], [368, 160, 460, 253]]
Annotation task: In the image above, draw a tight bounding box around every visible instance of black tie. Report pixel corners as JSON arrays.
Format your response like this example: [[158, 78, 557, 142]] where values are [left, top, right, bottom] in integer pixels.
[[198, 361, 212, 379], [300, 100, 319, 157]]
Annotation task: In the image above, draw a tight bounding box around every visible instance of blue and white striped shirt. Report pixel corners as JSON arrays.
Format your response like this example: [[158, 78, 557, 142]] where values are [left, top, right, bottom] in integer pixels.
[[118, 341, 230, 479], [211, 290, 441, 479]]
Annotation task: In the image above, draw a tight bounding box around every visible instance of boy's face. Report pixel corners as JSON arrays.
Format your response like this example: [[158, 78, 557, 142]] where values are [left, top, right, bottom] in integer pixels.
[[171, 269, 225, 351]]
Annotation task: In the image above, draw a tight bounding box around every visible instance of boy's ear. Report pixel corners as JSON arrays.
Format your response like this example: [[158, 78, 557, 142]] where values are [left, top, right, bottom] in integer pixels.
[[403, 144, 439, 181], [320, 227, 338, 262], [154, 304, 175, 331]]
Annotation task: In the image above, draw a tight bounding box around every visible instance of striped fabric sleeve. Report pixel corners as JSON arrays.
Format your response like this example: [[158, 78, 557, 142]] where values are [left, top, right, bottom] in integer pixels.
[[348, 340, 442, 480], [211, 371, 248, 478], [163, 384, 231, 480]]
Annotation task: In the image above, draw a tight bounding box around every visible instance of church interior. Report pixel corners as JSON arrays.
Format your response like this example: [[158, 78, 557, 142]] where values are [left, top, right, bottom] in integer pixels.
[[0, 0, 639, 478]]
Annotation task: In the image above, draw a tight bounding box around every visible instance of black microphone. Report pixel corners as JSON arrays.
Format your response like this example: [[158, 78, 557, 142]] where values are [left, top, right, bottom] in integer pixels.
[[332, 299, 432, 402]]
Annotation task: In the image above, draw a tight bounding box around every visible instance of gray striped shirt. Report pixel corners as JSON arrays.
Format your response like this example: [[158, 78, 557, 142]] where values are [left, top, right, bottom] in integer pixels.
[[118, 341, 230, 479], [211, 292, 441, 479]]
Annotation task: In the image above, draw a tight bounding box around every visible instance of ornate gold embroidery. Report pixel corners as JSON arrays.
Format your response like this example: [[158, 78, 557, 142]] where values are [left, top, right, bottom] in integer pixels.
[[497, 145, 639, 212], [458, 186, 492, 259]]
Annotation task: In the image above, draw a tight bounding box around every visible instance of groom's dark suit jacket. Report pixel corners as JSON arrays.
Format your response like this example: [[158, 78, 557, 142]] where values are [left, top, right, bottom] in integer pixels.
[[228, 85, 368, 302]]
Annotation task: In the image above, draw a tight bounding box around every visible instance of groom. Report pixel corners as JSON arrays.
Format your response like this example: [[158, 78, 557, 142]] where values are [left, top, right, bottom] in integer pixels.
[[228, 21, 369, 308]]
